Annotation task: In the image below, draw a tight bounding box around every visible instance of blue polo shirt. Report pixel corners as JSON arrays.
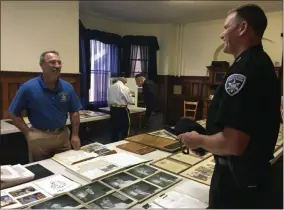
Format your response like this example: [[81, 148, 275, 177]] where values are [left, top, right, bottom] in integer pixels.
[[8, 76, 82, 129]]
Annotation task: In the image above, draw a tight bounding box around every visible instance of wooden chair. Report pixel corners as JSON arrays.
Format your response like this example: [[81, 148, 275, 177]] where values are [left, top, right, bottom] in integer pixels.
[[184, 101, 199, 121]]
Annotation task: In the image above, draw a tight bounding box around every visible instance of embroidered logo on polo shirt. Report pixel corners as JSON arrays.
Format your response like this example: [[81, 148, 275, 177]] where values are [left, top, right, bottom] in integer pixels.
[[225, 74, 246, 96], [58, 92, 67, 102]]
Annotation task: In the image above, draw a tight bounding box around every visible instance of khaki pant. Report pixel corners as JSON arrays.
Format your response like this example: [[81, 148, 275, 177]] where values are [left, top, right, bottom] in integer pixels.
[[26, 127, 71, 163]]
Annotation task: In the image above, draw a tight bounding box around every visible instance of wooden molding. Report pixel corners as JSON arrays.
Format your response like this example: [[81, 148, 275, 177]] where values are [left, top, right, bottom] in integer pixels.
[[0, 71, 81, 119]]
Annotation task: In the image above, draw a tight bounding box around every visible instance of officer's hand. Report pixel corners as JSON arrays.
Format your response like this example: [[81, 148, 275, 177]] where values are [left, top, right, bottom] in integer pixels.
[[177, 131, 202, 149], [71, 135, 81, 150]]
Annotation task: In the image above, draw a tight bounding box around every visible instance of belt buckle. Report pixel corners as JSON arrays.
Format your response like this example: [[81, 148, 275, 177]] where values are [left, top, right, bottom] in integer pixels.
[[54, 128, 59, 133]]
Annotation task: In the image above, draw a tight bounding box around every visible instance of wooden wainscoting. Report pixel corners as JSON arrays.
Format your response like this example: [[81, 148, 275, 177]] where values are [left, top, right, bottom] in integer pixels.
[[0, 71, 80, 119], [156, 75, 209, 125]]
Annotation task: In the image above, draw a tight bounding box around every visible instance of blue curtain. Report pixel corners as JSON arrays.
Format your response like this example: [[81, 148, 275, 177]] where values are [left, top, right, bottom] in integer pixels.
[[89, 40, 119, 107], [79, 20, 121, 109]]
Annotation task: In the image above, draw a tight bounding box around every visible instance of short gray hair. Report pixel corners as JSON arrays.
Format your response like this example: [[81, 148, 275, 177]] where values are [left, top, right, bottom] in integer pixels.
[[39, 50, 59, 64]]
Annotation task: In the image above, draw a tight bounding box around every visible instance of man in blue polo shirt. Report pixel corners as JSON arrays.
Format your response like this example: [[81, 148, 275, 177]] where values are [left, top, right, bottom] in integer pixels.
[[8, 50, 82, 162]]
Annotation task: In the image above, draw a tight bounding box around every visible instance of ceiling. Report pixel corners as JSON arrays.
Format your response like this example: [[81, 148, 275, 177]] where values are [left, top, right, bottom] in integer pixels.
[[79, 1, 283, 24]]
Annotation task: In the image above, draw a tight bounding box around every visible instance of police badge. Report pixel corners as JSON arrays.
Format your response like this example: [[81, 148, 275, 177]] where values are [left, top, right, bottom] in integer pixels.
[[225, 74, 246, 96]]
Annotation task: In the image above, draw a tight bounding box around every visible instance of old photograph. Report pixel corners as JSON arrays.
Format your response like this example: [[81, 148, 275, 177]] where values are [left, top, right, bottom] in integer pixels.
[[145, 171, 181, 188], [9, 186, 36, 198], [30, 194, 80, 209], [100, 164, 117, 172], [70, 182, 112, 203], [1, 195, 16, 208], [88, 192, 135, 209], [101, 172, 138, 189], [120, 181, 160, 201], [151, 158, 190, 174], [17, 192, 47, 205], [127, 164, 158, 178]]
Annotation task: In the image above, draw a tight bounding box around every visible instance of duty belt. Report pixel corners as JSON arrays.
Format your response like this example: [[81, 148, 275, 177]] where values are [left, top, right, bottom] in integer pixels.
[[110, 104, 127, 108]]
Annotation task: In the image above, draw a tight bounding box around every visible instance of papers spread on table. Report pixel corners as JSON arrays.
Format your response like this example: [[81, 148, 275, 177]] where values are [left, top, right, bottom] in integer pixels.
[[153, 191, 208, 208], [1, 182, 51, 209], [34, 174, 80, 196], [67, 153, 150, 182], [52, 150, 98, 167]]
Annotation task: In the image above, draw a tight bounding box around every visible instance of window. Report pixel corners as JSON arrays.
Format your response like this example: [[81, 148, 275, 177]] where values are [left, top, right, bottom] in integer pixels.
[[130, 45, 149, 77], [89, 40, 118, 106]]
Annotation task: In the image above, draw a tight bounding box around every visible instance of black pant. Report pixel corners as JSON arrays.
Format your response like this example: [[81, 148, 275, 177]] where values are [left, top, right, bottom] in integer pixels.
[[145, 112, 164, 132], [110, 107, 130, 143], [208, 163, 271, 209]]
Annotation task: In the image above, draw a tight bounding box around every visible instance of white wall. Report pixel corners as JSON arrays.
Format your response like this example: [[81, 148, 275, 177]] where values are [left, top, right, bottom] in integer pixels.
[[177, 11, 283, 76], [81, 11, 282, 77], [1, 1, 79, 73]]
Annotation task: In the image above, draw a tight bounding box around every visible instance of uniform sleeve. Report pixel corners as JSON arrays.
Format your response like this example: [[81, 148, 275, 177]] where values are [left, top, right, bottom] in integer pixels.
[[121, 86, 134, 104], [215, 73, 254, 134], [68, 87, 83, 113], [8, 85, 29, 116]]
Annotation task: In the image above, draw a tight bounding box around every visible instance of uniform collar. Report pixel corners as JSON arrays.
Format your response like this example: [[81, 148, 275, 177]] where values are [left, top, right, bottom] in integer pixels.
[[234, 44, 263, 64], [37, 74, 61, 92]]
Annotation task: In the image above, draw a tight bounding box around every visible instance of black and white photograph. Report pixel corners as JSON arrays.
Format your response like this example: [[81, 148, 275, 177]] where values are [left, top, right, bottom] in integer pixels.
[[195, 166, 214, 177], [70, 182, 112, 203], [101, 172, 138, 189], [30, 194, 80, 209], [190, 171, 209, 181], [120, 181, 161, 201], [127, 165, 158, 178], [9, 186, 36, 198], [17, 192, 47, 205], [87, 192, 135, 209], [145, 171, 181, 188], [100, 164, 117, 172]]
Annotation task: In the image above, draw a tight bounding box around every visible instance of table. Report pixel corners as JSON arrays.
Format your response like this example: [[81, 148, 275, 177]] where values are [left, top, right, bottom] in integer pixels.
[[99, 106, 146, 128], [21, 140, 210, 208], [1, 112, 110, 135], [5, 137, 284, 209]]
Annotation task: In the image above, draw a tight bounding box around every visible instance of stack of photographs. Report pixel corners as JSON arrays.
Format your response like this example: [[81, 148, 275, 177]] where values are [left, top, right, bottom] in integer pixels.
[[1, 183, 51, 209], [79, 110, 106, 119], [179, 157, 215, 186], [80, 142, 115, 156]]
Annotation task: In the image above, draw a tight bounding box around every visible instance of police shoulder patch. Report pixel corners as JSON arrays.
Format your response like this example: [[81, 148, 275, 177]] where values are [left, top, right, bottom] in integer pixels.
[[225, 74, 246, 96]]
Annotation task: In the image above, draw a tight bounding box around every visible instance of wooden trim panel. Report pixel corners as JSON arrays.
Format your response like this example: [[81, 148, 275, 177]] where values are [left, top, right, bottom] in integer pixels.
[[0, 71, 80, 119]]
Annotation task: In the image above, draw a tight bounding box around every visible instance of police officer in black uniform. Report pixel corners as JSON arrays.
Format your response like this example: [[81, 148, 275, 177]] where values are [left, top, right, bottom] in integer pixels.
[[135, 74, 163, 131], [178, 4, 281, 209]]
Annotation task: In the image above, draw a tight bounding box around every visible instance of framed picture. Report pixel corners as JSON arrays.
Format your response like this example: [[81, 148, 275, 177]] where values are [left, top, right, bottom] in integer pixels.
[[101, 172, 138, 190], [169, 151, 212, 166], [180, 157, 215, 186], [9, 186, 37, 198], [87, 192, 137, 209], [145, 171, 182, 189], [16, 192, 48, 206], [70, 181, 112, 203], [30, 194, 81, 209], [120, 181, 161, 202], [127, 164, 158, 178], [151, 158, 190, 174]]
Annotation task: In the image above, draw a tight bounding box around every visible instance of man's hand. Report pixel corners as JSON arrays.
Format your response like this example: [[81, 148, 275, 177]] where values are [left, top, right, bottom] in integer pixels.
[[177, 131, 202, 149], [71, 135, 81, 150]]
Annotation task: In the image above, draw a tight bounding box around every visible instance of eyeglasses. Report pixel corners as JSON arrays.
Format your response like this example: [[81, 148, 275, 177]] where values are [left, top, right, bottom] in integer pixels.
[[47, 60, 62, 65]]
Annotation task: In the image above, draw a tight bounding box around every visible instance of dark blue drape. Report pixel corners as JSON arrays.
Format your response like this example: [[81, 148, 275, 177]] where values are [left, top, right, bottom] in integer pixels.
[[79, 20, 121, 108]]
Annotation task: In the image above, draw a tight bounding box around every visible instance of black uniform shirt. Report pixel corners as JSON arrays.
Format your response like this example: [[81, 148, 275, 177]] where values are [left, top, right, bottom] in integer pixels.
[[142, 79, 162, 116], [206, 44, 281, 170]]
